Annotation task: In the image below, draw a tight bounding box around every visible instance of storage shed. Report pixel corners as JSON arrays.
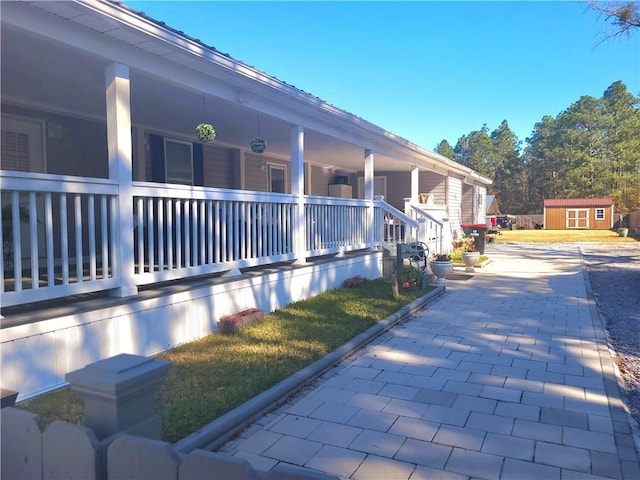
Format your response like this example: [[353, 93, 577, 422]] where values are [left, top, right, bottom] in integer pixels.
[[543, 198, 614, 230]]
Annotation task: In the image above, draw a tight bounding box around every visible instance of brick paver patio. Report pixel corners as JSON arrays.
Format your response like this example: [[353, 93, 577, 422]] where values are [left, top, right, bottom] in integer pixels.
[[219, 243, 640, 479]]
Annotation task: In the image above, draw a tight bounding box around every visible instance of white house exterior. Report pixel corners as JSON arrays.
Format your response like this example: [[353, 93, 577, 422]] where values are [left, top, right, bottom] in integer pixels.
[[0, 0, 491, 400]]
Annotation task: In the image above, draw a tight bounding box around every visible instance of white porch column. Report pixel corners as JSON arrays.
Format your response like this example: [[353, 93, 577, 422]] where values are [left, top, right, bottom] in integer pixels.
[[364, 149, 376, 250], [291, 125, 306, 264], [106, 63, 137, 298], [410, 165, 419, 203]]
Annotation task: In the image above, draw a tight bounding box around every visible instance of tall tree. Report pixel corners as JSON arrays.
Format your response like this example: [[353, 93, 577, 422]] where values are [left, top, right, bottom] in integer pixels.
[[525, 81, 640, 211], [601, 81, 640, 210], [434, 139, 455, 160], [490, 121, 525, 213], [453, 125, 494, 178]]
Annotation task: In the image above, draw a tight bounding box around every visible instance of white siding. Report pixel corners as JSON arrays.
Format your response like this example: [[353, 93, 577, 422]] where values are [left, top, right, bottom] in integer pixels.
[[476, 186, 487, 222], [448, 176, 463, 237], [462, 184, 474, 224]]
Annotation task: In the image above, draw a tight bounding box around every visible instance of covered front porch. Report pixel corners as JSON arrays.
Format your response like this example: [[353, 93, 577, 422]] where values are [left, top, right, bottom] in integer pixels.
[[0, 1, 490, 400]]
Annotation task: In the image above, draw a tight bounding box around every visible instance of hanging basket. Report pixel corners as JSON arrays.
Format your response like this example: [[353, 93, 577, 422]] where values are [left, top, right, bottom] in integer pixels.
[[195, 123, 216, 143], [250, 136, 267, 154]]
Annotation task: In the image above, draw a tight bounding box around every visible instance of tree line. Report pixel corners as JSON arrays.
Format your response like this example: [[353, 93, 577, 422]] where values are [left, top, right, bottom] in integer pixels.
[[435, 81, 640, 214]]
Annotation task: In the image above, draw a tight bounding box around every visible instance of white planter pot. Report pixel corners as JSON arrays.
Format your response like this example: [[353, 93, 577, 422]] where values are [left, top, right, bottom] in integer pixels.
[[462, 252, 480, 272], [430, 261, 453, 285]]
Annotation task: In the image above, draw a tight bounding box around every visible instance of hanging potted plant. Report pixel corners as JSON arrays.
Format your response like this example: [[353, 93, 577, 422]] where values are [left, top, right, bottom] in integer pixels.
[[250, 136, 267, 154], [195, 123, 216, 143]]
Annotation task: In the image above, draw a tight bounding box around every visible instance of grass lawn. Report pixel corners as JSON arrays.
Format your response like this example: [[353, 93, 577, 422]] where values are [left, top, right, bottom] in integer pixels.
[[493, 229, 638, 244], [18, 279, 429, 443]]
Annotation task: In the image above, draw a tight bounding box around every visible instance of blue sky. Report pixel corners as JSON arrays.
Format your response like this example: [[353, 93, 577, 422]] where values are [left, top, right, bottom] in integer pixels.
[[128, 1, 639, 151]]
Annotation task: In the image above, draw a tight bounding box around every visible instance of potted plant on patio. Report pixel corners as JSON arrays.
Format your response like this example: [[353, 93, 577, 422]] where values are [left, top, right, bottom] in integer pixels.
[[430, 253, 452, 285], [454, 236, 480, 272]]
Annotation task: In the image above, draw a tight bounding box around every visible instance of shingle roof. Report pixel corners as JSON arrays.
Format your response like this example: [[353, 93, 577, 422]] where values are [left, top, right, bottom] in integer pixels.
[[543, 198, 614, 207]]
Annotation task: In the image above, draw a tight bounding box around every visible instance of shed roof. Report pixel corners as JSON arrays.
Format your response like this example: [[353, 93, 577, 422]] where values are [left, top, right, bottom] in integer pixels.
[[544, 198, 614, 208]]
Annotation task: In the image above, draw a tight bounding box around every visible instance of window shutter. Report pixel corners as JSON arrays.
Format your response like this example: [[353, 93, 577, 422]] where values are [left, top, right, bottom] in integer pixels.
[[149, 133, 165, 183], [1, 130, 30, 171], [193, 143, 204, 186]]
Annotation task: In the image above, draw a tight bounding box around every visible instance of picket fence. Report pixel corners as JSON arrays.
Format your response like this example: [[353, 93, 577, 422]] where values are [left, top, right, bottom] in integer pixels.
[[1, 407, 336, 480]]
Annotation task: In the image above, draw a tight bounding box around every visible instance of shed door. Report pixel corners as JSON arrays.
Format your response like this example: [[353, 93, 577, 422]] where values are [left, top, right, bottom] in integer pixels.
[[566, 209, 588, 229]]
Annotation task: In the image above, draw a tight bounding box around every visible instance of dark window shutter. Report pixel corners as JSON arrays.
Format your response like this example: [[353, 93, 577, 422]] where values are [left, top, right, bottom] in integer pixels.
[[149, 134, 165, 183], [193, 143, 204, 186]]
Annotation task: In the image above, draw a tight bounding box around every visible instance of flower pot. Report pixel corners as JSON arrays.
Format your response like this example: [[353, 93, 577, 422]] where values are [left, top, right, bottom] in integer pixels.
[[618, 228, 629, 238], [462, 252, 480, 272], [430, 260, 452, 285]]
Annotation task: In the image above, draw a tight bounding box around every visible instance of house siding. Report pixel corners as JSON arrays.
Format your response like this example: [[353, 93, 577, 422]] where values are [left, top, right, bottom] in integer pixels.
[[419, 172, 447, 204], [477, 186, 487, 222], [461, 184, 474, 224], [448, 176, 463, 236], [203, 144, 235, 189], [2, 104, 108, 179], [244, 153, 290, 193], [381, 172, 410, 209], [309, 165, 333, 196]]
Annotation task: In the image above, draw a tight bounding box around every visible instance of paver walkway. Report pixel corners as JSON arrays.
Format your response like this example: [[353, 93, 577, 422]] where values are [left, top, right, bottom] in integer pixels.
[[219, 243, 640, 479]]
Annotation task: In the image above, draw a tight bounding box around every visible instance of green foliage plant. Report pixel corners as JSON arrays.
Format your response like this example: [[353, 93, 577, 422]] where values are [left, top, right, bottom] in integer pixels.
[[195, 123, 216, 143]]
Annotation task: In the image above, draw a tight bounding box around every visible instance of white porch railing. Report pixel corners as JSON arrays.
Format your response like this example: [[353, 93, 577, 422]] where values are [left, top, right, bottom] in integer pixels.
[[131, 182, 297, 285], [1, 171, 120, 307], [1, 173, 446, 309], [305, 196, 370, 256], [373, 196, 419, 254], [404, 199, 449, 255]]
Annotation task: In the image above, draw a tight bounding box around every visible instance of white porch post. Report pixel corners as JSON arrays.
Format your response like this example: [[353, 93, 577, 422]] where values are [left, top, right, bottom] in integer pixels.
[[291, 125, 306, 264], [106, 63, 137, 298], [364, 149, 376, 250], [410, 165, 419, 203]]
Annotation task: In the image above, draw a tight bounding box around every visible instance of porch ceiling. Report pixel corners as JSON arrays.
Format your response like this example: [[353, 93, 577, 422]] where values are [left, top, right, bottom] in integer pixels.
[[1, 1, 488, 181]]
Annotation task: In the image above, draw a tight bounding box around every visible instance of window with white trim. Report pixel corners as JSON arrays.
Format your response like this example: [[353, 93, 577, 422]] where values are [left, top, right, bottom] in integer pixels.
[[164, 138, 193, 185], [595, 208, 605, 220]]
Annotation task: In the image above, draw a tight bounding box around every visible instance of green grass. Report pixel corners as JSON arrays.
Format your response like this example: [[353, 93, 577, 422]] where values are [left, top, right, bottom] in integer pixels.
[[19, 279, 429, 443], [494, 229, 638, 244]]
